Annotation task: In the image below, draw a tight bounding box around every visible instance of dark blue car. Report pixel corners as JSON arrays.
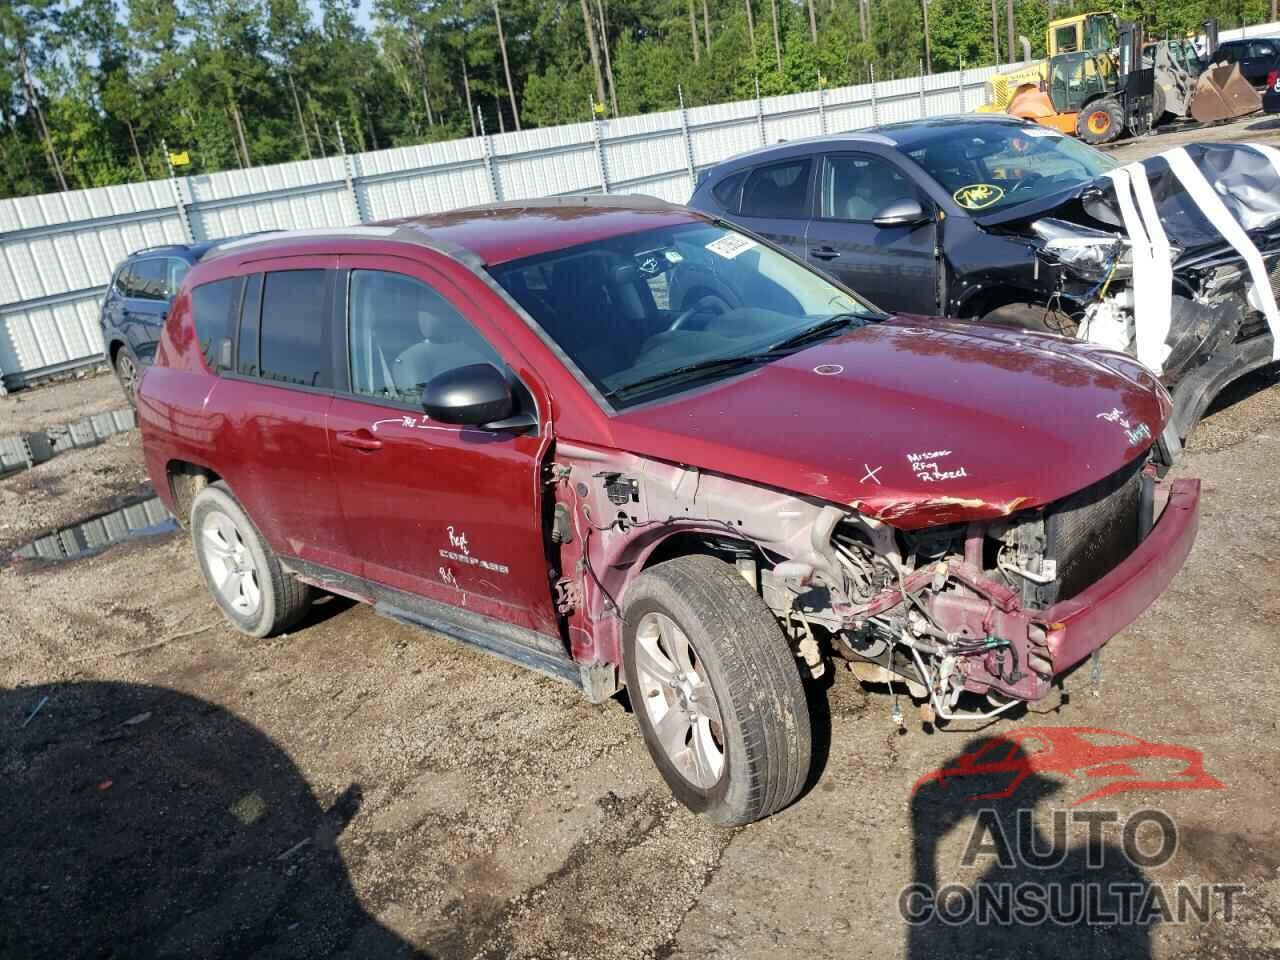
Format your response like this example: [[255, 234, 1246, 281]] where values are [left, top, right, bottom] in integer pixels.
[[100, 242, 220, 403]]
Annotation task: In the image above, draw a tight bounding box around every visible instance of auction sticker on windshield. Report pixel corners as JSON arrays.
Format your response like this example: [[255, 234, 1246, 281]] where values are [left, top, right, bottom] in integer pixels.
[[706, 234, 758, 259], [953, 183, 1005, 210]]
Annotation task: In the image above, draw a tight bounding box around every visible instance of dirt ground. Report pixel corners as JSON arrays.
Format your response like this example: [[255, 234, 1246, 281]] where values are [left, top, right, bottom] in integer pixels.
[[3, 128, 1280, 959]]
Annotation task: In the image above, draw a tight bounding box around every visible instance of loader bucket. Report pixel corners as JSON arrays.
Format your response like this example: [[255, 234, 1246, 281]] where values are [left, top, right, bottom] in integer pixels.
[[1189, 63, 1262, 123]]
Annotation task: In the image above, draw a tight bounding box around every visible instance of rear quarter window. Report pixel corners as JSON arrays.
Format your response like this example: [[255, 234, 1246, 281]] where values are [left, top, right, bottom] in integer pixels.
[[191, 278, 242, 370], [711, 170, 747, 213], [259, 270, 330, 388]]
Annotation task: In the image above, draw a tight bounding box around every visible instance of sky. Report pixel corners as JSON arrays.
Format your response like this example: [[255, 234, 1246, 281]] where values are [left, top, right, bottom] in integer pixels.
[[306, 0, 374, 30]]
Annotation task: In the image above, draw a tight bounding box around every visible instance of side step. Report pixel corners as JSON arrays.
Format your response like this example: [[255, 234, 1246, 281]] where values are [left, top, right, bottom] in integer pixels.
[[374, 596, 617, 702]]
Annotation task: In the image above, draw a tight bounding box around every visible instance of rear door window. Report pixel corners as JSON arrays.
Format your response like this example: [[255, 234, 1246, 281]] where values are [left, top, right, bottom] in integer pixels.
[[129, 259, 170, 301], [259, 270, 331, 389], [739, 159, 812, 219], [191, 278, 241, 370]]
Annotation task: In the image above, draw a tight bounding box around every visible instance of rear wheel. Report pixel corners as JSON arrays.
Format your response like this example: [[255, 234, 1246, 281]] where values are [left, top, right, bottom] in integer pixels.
[[622, 555, 811, 825], [190, 482, 314, 638], [1077, 98, 1124, 144], [113, 348, 139, 407]]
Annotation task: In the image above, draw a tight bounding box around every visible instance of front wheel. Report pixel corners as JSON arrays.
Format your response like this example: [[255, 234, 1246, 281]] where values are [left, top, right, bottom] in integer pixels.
[[622, 555, 811, 825], [1077, 99, 1124, 144]]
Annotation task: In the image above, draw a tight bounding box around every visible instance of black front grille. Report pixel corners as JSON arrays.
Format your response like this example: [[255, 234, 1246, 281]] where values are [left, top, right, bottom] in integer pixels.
[[1045, 456, 1144, 602]]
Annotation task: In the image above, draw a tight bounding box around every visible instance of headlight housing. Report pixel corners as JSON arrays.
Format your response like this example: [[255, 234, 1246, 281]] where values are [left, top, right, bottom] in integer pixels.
[[1042, 236, 1131, 280]]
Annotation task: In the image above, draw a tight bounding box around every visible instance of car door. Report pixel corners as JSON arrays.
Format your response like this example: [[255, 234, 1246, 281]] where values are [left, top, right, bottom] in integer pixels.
[[325, 256, 561, 639], [200, 260, 351, 572], [804, 152, 938, 314], [124, 258, 174, 361], [732, 156, 815, 257]]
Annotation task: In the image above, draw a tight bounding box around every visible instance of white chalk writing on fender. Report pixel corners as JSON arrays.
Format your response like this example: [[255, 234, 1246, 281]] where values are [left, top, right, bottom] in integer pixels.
[[906, 449, 969, 483]]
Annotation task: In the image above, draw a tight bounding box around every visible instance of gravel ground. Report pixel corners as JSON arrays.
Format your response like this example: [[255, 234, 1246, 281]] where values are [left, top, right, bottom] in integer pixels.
[[1, 125, 1279, 960], [2, 376, 1277, 959], [0, 366, 121, 435]]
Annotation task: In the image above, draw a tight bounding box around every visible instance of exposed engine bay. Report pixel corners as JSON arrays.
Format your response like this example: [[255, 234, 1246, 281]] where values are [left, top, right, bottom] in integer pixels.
[[977, 142, 1280, 439], [554, 441, 1183, 723]]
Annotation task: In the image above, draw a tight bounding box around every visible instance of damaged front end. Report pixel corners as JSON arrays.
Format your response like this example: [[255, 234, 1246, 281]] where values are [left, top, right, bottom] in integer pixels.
[[556, 441, 1199, 723], [984, 142, 1280, 440]]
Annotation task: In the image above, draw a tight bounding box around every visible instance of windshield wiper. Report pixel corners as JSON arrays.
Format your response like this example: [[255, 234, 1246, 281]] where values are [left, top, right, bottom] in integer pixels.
[[762, 312, 868, 353], [603, 354, 774, 401]]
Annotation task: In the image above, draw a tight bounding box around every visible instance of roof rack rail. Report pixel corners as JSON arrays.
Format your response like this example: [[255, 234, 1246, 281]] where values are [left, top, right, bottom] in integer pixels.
[[127, 242, 188, 257]]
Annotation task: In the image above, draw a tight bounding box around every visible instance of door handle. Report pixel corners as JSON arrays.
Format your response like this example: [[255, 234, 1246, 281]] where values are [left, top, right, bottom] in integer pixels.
[[810, 246, 841, 260], [336, 429, 383, 452]]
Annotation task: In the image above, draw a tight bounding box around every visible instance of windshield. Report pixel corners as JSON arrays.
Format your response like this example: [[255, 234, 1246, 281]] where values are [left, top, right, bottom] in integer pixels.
[[906, 125, 1116, 215], [489, 221, 874, 407]]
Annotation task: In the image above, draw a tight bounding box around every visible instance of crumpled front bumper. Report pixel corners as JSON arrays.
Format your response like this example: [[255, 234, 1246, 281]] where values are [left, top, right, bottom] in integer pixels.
[[1041, 477, 1200, 673]]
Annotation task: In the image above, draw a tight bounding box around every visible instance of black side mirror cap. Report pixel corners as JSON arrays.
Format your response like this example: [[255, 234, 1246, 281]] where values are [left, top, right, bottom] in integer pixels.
[[421, 363, 514, 427], [872, 200, 930, 228]]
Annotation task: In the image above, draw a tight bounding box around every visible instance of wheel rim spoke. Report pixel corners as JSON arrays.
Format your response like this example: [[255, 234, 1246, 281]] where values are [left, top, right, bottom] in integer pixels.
[[633, 632, 678, 688], [688, 679, 720, 722], [659, 617, 695, 673], [200, 509, 261, 617], [653, 704, 692, 760], [692, 718, 724, 781], [633, 611, 726, 791]]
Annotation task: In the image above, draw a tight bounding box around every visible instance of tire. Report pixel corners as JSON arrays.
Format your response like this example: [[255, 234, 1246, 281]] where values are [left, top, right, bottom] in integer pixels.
[[1077, 98, 1124, 144], [190, 482, 314, 638], [622, 554, 811, 826], [113, 347, 139, 408]]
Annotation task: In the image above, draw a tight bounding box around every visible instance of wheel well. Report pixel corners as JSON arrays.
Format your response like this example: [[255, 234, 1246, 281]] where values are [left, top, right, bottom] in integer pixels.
[[640, 530, 757, 574], [108, 339, 125, 363], [166, 461, 221, 526], [958, 287, 1044, 320]]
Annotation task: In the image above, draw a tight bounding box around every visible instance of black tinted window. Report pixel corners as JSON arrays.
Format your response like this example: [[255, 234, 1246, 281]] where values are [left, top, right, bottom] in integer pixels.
[[191, 278, 240, 370], [260, 270, 329, 388], [740, 159, 811, 219], [1251, 41, 1276, 58], [129, 259, 170, 301], [711, 170, 747, 213]]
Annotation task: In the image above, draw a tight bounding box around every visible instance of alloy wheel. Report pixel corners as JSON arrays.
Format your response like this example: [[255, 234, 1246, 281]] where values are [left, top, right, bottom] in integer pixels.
[[199, 511, 262, 616], [632, 611, 726, 789]]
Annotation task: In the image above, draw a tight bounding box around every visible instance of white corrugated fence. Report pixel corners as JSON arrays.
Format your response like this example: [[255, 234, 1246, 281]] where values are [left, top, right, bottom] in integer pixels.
[[0, 20, 1274, 391]]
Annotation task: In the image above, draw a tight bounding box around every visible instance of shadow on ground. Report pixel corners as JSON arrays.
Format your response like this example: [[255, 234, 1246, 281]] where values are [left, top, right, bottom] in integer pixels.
[[0, 681, 426, 959], [906, 735, 1154, 959]]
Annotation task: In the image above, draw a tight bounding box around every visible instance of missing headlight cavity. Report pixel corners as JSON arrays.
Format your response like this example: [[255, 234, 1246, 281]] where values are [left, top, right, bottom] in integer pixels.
[[595, 472, 640, 506]]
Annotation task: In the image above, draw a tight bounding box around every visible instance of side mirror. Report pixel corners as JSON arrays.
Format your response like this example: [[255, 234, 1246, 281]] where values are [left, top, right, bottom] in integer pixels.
[[872, 199, 930, 228], [421, 363, 515, 427]]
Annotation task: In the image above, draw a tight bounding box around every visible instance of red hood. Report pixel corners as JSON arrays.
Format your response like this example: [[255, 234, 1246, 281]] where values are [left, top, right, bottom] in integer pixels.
[[605, 318, 1170, 529]]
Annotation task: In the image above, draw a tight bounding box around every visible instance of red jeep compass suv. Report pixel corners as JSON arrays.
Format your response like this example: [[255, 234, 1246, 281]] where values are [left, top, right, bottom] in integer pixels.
[[139, 197, 1199, 825]]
